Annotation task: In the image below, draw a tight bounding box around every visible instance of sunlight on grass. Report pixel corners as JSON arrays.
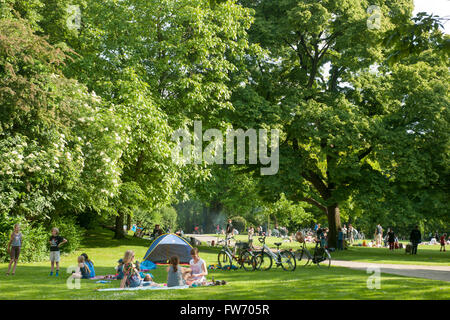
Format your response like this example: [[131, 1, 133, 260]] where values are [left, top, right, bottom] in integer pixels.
[[0, 229, 448, 300]]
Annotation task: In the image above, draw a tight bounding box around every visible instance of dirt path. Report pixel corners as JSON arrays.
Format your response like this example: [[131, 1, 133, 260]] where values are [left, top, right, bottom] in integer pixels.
[[186, 234, 450, 282]]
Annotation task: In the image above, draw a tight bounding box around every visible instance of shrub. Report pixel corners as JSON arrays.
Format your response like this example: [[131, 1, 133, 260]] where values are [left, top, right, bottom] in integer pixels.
[[230, 216, 247, 233]]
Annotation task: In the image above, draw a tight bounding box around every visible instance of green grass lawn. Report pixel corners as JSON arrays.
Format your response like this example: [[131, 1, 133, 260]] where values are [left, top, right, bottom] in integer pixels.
[[0, 228, 449, 300], [204, 234, 450, 266]]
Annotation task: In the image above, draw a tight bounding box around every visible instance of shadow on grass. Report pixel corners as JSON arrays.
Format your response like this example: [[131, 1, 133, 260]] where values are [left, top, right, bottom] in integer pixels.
[[80, 228, 151, 249]]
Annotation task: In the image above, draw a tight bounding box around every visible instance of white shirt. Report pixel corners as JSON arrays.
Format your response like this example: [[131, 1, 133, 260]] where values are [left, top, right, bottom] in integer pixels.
[[189, 258, 206, 281]]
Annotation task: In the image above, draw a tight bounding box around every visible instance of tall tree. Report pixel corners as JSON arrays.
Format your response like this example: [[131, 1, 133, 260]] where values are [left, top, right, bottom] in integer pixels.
[[233, 0, 448, 247]]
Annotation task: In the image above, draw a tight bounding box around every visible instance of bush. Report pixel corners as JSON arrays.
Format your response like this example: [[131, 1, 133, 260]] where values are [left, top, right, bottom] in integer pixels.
[[230, 216, 247, 233]]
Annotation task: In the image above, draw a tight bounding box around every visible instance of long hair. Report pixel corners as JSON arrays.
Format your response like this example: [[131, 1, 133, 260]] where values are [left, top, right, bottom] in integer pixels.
[[169, 256, 179, 272], [78, 256, 89, 273], [123, 250, 135, 264], [81, 253, 91, 264]]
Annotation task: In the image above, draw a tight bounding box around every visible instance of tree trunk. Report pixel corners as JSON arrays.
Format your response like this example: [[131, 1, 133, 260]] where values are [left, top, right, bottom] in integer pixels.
[[114, 211, 126, 239], [126, 214, 132, 232], [326, 204, 341, 248]]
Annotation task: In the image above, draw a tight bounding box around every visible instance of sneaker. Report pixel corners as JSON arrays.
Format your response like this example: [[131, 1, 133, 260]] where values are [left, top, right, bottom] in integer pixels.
[[55, 271, 59, 277], [49, 272, 53, 276]]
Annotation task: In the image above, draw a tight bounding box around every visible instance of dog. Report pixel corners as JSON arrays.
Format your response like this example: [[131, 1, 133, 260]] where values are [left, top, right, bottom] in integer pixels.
[[405, 243, 412, 254]]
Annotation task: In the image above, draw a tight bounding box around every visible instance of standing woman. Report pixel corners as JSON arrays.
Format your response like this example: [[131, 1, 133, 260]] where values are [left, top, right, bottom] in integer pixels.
[[7, 224, 23, 276]]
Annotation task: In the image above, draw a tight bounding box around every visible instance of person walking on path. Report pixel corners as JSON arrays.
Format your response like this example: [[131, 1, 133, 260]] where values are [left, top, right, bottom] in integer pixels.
[[6, 224, 23, 276], [348, 224, 354, 245], [248, 226, 254, 249], [410, 225, 422, 255], [440, 233, 447, 252], [337, 227, 344, 250], [225, 219, 233, 246], [387, 228, 396, 251]]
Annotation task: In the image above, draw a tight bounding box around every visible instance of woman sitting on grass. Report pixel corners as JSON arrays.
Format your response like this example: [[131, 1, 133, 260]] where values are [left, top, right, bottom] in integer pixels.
[[185, 248, 208, 286], [120, 250, 155, 288]]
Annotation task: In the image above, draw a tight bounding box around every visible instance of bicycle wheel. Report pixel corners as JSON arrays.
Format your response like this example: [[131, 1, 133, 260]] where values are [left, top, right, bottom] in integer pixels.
[[315, 248, 331, 269], [295, 248, 311, 266], [280, 250, 296, 271], [255, 251, 273, 271], [218, 250, 233, 270], [239, 250, 256, 271]]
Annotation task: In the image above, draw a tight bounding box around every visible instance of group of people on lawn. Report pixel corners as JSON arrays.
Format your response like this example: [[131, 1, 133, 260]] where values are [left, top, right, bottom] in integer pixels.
[[6, 222, 447, 287], [6, 223, 215, 289]]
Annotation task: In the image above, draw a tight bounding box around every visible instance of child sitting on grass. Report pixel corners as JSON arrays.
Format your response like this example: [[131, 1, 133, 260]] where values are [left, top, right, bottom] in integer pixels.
[[166, 255, 191, 287], [119, 250, 156, 288], [72, 255, 90, 279]]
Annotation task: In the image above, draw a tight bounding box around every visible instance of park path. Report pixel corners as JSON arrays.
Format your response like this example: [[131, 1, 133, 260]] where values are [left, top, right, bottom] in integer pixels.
[[186, 234, 450, 282]]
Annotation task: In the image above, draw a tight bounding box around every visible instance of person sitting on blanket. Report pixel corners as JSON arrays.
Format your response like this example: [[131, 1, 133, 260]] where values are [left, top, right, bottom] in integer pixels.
[[81, 253, 95, 278], [120, 250, 156, 288], [166, 255, 191, 287], [135, 260, 153, 282], [185, 248, 208, 286], [72, 255, 90, 279], [115, 258, 125, 280]]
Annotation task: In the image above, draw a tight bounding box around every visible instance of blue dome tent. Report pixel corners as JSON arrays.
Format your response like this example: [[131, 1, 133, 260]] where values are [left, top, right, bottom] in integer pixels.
[[143, 234, 193, 264]]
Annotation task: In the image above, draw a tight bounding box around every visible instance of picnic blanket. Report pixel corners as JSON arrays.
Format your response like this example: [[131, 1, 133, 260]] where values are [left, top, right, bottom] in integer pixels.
[[90, 275, 117, 280], [96, 285, 189, 292]]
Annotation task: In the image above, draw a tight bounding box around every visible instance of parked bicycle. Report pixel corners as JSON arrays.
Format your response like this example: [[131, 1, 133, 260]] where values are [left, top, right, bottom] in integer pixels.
[[295, 237, 331, 268], [217, 235, 257, 271], [254, 236, 296, 271]]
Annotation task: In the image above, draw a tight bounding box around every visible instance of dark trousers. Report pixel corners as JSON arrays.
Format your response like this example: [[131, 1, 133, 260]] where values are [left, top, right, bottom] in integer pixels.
[[389, 242, 394, 250], [337, 239, 343, 250], [411, 242, 418, 254]]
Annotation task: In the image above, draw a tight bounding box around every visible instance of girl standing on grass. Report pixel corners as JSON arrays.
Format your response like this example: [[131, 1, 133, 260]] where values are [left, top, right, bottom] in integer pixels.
[[120, 250, 153, 288], [6, 224, 23, 276]]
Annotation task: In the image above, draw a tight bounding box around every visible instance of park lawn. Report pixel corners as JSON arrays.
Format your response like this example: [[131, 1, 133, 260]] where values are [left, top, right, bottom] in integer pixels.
[[0, 228, 449, 300], [204, 234, 450, 266]]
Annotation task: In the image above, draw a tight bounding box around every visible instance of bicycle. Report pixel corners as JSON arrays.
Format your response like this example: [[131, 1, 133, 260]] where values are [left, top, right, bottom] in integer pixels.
[[217, 236, 256, 271], [295, 237, 331, 268], [254, 236, 296, 271]]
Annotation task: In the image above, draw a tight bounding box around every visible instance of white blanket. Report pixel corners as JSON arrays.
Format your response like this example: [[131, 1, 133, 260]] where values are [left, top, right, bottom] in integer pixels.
[[97, 285, 189, 292]]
